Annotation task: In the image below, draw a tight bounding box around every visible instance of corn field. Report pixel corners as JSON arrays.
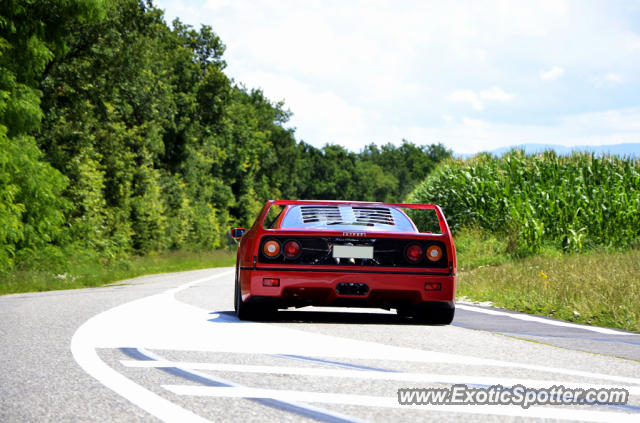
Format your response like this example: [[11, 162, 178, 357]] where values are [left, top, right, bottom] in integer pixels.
[[409, 150, 640, 253]]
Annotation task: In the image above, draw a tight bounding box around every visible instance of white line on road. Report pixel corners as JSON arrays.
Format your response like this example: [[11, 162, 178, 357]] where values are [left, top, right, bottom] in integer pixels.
[[71, 269, 234, 423], [456, 303, 634, 336], [72, 266, 640, 422], [162, 385, 639, 423], [119, 360, 640, 395], [133, 347, 364, 423]]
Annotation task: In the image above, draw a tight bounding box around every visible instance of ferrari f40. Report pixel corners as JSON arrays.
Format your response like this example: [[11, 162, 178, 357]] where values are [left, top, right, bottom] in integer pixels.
[[232, 200, 457, 324]]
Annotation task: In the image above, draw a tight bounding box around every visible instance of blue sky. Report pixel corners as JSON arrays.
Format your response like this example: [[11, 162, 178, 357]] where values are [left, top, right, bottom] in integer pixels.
[[154, 0, 640, 154]]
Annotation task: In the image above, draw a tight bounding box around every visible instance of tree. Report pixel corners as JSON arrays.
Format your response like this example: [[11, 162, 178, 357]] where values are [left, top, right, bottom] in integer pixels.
[[0, 0, 104, 271]]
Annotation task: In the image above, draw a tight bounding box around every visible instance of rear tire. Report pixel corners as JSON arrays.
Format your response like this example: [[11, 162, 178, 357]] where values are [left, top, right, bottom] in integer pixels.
[[399, 302, 455, 325], [234, 270, 256, 320], [234, 270, 275, 321], [396, 306, 412, 318]]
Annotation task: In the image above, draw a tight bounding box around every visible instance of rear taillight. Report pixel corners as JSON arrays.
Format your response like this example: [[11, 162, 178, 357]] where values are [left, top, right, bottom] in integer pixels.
[[283, 240, 301, 259], [263, 240, 281, 258], [405, 244, 423, 263], [263, 278, 280, 287], [426, 245, 443, 262]]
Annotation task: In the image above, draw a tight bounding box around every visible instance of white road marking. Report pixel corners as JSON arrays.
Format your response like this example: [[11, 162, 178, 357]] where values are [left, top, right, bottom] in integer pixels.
[[72, 267, 640, 422], [203, 313, 640, 386], [456, 303, 634, 336], [119, 360, 640, 395], [133, 348, 365, 423], [162, 385, 638, 423], [71, 270, 234, 423]]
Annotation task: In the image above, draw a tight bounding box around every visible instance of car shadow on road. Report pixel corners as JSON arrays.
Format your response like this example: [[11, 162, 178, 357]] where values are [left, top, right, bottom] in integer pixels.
[[210, 310, 447, 326]]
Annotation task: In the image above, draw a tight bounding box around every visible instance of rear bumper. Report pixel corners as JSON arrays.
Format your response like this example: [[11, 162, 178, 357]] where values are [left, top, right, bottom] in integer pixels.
[[239, 267, 456, 309]]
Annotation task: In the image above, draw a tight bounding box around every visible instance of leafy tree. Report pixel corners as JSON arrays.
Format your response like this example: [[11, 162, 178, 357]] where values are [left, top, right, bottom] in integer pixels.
[[359, 140, 451, 202], [0, 0, 104, 271], [1, 0, 453, 277]]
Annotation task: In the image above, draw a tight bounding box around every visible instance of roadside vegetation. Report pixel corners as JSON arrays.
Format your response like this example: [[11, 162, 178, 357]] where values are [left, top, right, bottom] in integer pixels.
[[454, 228, 640, 332], [411, 154, 640, 332], [0, 0, 449, 292], [0, 249, 236, 295], [411, 151, 640, 254]]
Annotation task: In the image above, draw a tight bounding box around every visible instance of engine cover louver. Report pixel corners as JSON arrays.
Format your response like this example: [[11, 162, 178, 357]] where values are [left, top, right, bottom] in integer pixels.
[[300, 206, 395, 226]]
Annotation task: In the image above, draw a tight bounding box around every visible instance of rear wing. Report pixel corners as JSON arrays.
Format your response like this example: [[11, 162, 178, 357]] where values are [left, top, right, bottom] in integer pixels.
[[256, 200, 452, 236]]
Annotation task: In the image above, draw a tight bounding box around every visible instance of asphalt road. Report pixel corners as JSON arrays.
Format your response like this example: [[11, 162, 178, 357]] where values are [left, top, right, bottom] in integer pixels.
[[1, 267, 640, 422]]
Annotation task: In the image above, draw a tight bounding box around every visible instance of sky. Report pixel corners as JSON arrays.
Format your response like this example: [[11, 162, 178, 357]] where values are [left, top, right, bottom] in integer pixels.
[[154, 0, 640, 154]]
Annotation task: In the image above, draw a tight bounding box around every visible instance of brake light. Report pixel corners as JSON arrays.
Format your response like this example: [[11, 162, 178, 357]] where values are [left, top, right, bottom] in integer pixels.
[[426, 245, 443, 262], [283, 240, 301, 259], [263, 240, 281, 258], [263, 278, 280, 287], [405, 244, 423, 263]]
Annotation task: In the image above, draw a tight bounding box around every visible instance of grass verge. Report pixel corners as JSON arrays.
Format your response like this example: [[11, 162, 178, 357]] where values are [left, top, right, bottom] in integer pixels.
[[457, 247, 640, 333], [0, 249, 236, 295]]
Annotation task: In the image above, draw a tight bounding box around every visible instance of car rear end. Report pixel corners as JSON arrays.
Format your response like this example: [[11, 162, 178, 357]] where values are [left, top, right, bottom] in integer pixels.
[[236, 200, 457, 323]]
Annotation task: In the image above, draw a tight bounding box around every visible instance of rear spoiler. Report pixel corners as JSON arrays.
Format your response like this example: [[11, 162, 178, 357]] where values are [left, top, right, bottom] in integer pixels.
[[265, 199, 440, 209], [258, 200, 452, 236]]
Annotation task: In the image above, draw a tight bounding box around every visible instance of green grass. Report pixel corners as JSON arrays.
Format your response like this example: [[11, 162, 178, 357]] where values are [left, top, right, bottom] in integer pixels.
[[0, 249, 236, 295], [454, 226, 510, 270], [455, 229, 640, 332]]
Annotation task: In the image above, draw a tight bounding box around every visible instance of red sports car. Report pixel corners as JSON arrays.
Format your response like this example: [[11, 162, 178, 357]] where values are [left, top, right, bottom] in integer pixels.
[[232, 200, 457, 324]]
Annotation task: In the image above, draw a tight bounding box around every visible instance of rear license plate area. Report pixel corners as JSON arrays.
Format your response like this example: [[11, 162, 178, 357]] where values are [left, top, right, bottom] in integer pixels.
[[332, 245, 373, 259], [336, 282, 370, 296]]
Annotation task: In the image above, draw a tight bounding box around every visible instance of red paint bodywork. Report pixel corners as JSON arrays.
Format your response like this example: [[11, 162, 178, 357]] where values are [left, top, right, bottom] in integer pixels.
[[235, 200, 457, 310]]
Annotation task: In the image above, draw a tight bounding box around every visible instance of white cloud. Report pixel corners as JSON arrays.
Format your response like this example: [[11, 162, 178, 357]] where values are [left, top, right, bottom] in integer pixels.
[[447, 86, 513, 111], [461, 117, 491, 129], [237, 71, 368, 149], [625, 32, 640, 51], [559, 107, 640, 133], [392, 108, 640, 154], [605, 73, 622, 83], [447, 90, 484, 111], [442, 115, 454, 124], [155, 0, 640, 153], [205, 0, 230, 9], [540, 66, 565, 81], [589, 72, 624, 87], [479, 86, 514, 102]]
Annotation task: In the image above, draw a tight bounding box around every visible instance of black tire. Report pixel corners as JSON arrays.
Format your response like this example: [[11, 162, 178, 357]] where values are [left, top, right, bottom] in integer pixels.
[[400, 302, 455, 325], [234, 269, 256, 320], [396, 306, 412, 319], [234, 270, 275, 321]]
